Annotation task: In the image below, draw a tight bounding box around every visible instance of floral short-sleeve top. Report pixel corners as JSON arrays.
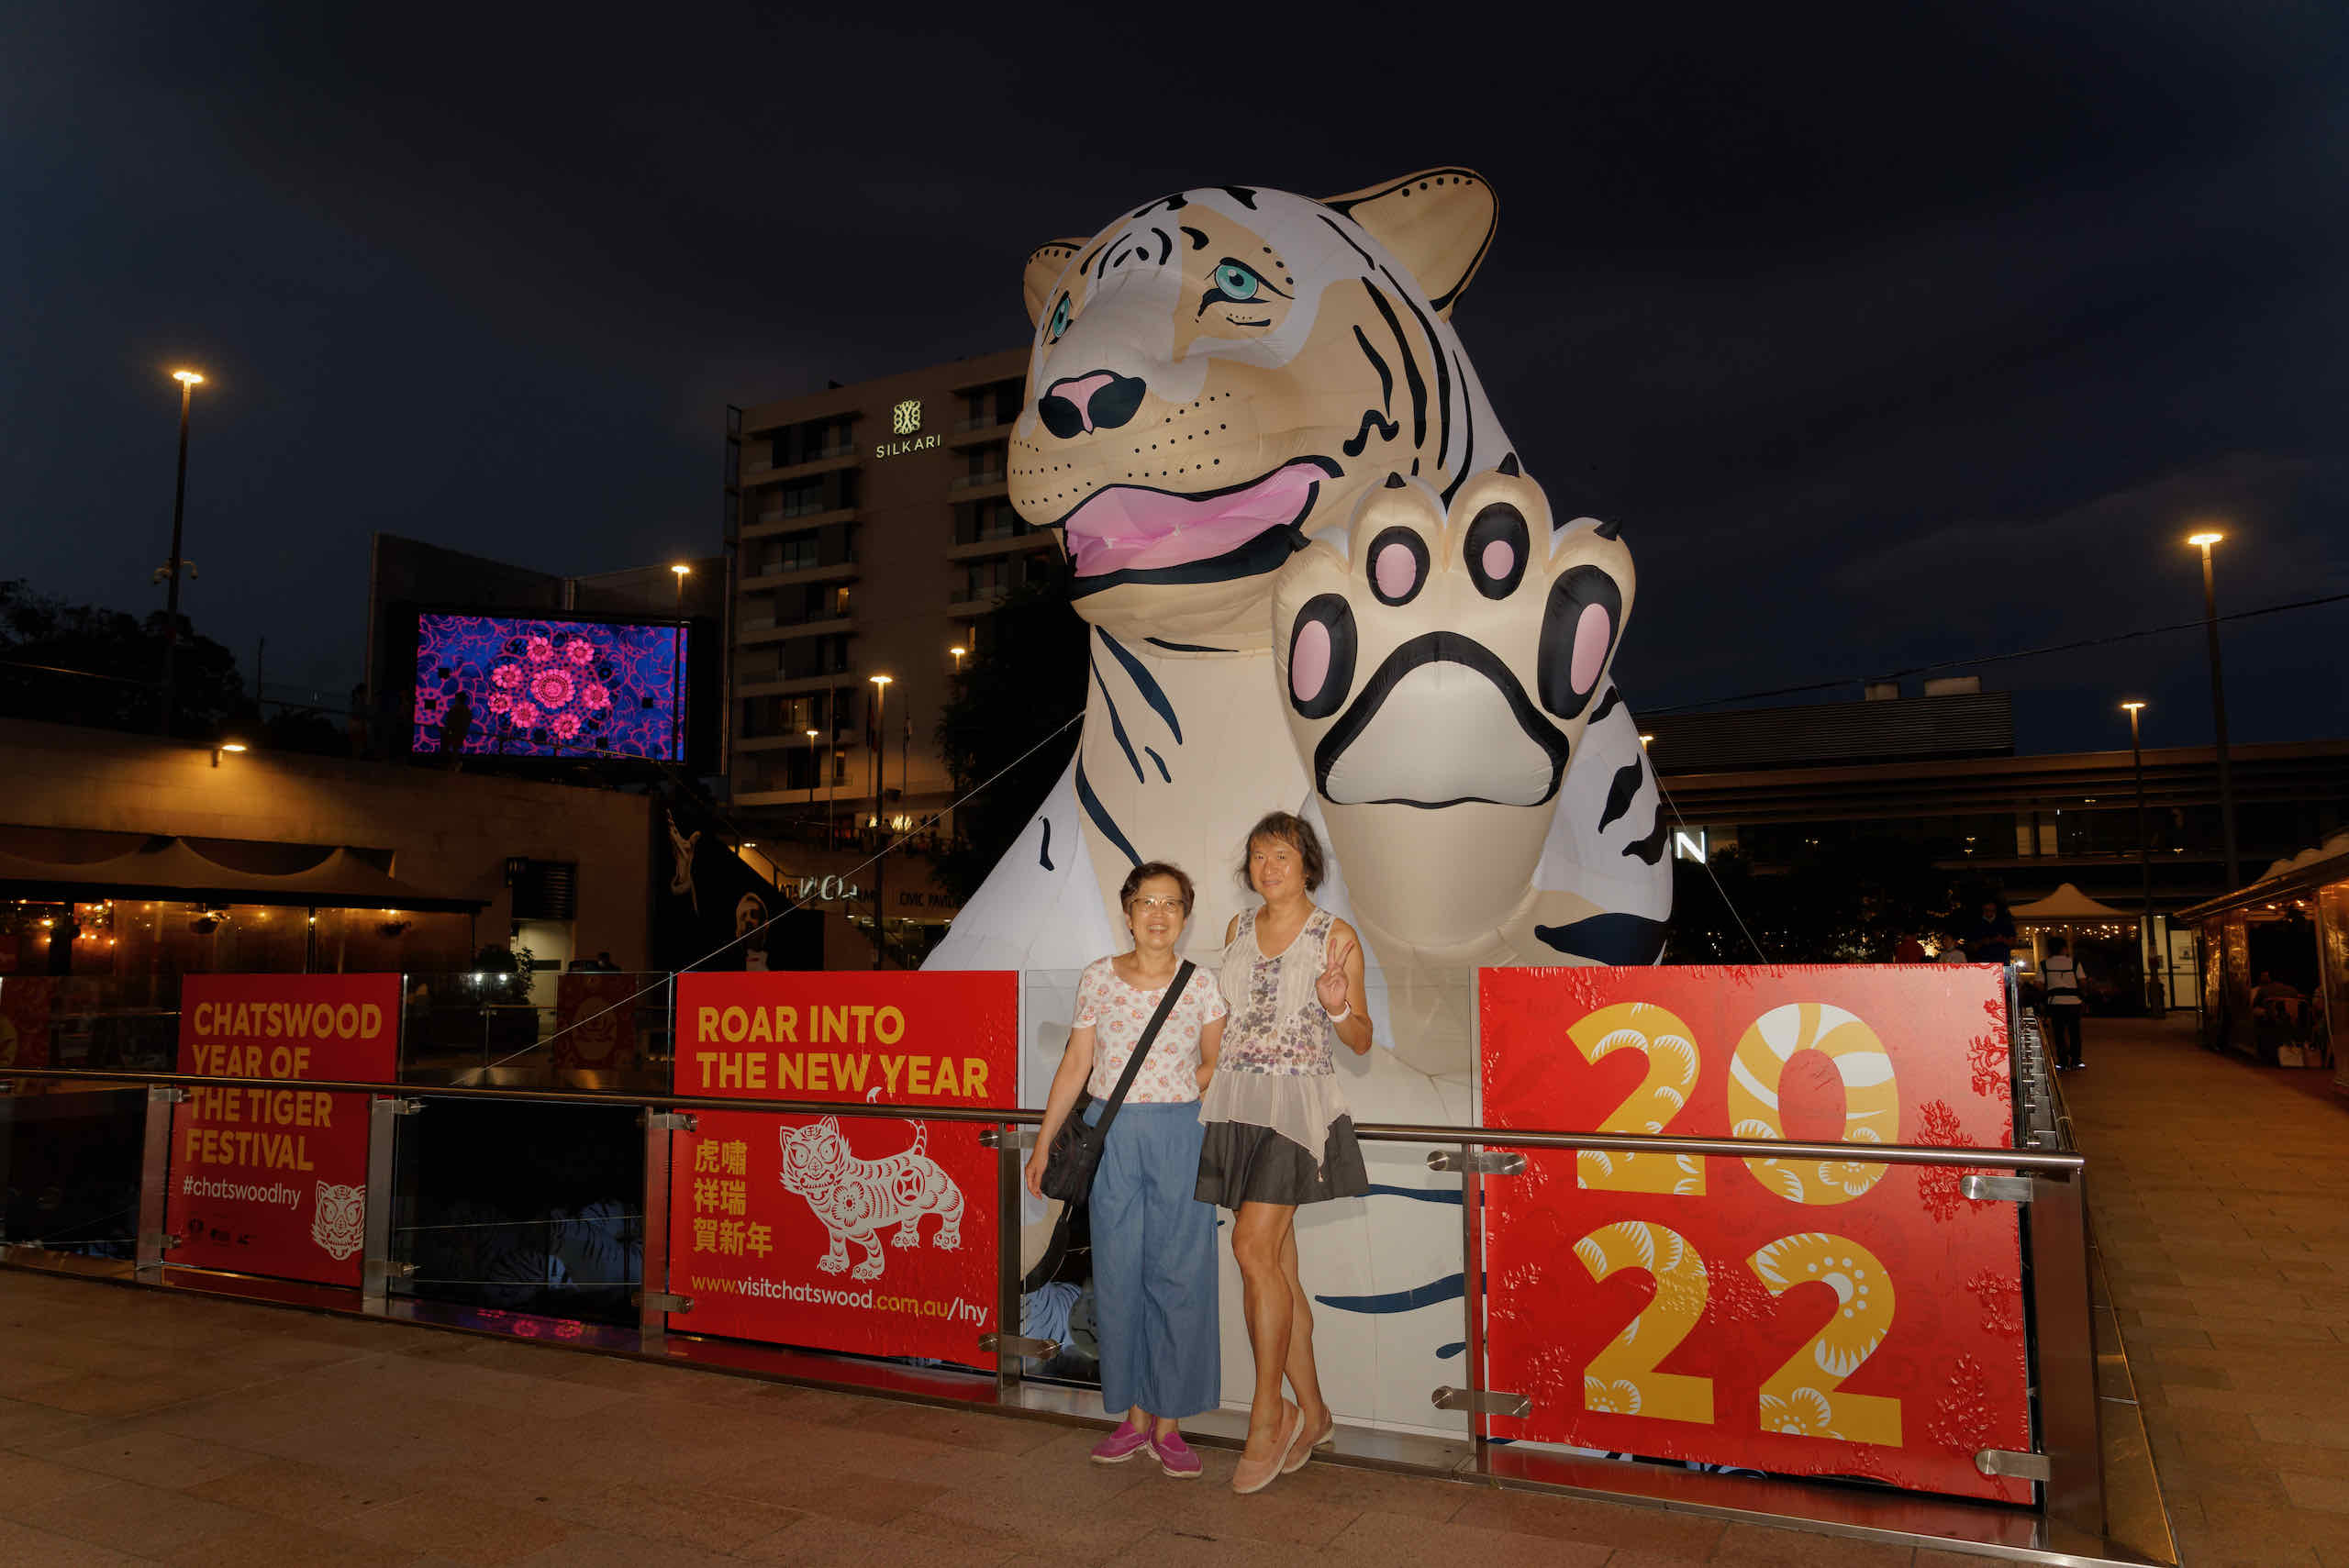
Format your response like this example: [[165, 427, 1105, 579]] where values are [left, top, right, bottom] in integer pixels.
[[1074, 957, 1229, 1104]]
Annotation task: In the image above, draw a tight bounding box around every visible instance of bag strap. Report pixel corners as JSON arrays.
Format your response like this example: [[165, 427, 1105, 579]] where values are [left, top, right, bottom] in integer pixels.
[[1088, 960, 1195, 1145]]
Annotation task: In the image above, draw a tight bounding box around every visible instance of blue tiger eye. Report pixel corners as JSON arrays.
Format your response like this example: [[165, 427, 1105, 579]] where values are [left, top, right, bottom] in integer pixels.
[[1216, 264, 1259, 300]]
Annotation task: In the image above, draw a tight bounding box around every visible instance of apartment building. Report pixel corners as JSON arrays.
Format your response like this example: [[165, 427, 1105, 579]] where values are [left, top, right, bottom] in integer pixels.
[[725, 348, 1054, 833]]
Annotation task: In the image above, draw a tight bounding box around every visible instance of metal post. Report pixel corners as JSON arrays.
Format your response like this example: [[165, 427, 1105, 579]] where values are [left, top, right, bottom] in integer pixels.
[[2028, 1167, 2104, 1540], [640, 1106, 673, 1349], [362, 1095, 401, 1313], [1459, 1140, 1489, 1473], [2198, 542, 2240, 890], [2128, 706, 2161, 1016], [995, 1123, 1022, 1399], [134, 1084, 180, 1277], [158, 376, 193, 737], [870, 679, 886, 969]]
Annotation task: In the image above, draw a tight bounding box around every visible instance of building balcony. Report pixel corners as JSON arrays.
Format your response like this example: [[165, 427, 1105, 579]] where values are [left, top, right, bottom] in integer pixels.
[[947, 532, 1051, 562], [949, 472, 1009, 495], [735, 599, 855, 646], [739, 449, 859, 487], [948, 416, 1018, 447], [742, 505, 856, 539]]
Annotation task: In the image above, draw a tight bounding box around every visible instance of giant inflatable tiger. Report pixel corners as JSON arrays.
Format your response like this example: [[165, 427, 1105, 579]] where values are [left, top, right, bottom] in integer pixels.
[[928, 169, 1671, 1069], [924, 167, 1675, 1436]]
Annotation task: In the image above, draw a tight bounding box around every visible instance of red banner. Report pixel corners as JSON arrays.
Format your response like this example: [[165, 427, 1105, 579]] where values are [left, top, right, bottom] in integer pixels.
[[1479, 964, 2028, 1503], [551, 973, 640, 1072], [668, 972, 1017, 1365], [166, 974, 400, 1287], [0, 977, 54, 1073]]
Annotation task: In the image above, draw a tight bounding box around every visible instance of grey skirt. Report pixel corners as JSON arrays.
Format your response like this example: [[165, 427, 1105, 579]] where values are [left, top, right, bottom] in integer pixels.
[[1195, 1115, 1368, 1208]]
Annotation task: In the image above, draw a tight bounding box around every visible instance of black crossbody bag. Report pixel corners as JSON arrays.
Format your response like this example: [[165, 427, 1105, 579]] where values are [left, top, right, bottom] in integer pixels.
[[1038, 960, 1195, 1202]]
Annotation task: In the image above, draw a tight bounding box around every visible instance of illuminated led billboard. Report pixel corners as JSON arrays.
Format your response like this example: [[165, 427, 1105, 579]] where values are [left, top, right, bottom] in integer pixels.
[[411, 615, 688, 761]]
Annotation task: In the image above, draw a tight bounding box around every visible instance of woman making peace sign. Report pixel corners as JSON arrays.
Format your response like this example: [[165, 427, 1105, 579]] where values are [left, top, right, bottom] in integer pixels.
[[1196, 811, 1372, 1494]]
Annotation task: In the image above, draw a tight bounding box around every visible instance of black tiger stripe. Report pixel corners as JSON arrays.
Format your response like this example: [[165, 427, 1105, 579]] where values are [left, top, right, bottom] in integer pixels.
[[1622, 807, 1668, 864], [1363, 281, 1426, 451], [1316, 213, 1379, 272], [1591, 686, 1622, 723], [1598, 758, 1644, 832], [1381, 265, 1451, 471], [1440, 349, 1475, 506], [1150, 227, 1172, 264], [1352, 325, 1395, 414]]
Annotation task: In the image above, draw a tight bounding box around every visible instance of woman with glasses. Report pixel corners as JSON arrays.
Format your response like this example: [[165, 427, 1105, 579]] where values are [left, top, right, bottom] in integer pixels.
[[1197, 811, 1371, 1493], [1028, 862, 1228, 1478]]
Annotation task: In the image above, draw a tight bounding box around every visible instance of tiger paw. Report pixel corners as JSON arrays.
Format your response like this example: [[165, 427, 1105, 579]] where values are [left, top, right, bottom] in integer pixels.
[[852, 1258, 885, 1281], [1273, 461, 1635, 951], [818, 1253, 850, 1274]]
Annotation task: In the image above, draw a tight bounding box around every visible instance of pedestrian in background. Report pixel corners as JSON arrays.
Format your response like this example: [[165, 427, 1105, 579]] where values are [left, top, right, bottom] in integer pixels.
[[2043, 936, 2086, 1070]]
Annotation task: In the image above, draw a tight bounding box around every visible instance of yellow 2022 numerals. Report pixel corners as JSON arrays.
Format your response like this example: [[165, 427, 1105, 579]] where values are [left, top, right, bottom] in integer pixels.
[[1573, 1221, 1713, 1424], [1568, 1004, 1705, 1195]]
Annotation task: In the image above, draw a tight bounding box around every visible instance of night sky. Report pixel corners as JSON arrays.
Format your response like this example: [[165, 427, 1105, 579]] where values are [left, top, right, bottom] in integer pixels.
[[6, 5, 2343, 753]]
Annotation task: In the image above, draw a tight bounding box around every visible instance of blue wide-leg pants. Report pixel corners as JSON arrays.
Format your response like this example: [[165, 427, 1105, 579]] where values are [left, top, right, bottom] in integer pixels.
[[1085, 1100, 1219, 1419]]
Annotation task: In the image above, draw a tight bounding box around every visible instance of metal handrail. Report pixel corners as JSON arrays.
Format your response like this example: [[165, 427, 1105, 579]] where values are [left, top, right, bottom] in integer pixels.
[[0, 1064, 2082, 1171]]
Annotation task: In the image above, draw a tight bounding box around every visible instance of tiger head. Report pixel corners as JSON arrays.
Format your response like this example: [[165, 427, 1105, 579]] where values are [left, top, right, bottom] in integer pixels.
[[1010, 171, 1510, 650]]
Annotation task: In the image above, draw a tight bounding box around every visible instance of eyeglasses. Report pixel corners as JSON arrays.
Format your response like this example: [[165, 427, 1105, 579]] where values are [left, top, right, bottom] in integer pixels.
[[1130, 895, 1186, 913]]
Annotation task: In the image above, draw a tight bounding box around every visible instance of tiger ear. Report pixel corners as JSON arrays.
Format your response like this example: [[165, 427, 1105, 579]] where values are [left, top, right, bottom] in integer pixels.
[[1024, 239, 1085, 328], [1322, 169, 1497, 318]]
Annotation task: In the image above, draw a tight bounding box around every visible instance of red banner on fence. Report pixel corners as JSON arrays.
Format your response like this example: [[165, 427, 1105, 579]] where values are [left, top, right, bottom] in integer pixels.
[[165, 973, 399, 1287], [0, 977, 54, 1073], [1478, 964, 2029, 1504], [668, 972, 1017, 1365], [551, 973, 640, 1072]]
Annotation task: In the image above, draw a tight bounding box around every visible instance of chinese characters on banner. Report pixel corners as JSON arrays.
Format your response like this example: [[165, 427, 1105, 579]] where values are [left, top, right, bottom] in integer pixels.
[[669, 972, 1017, 1366], [1478, 965, 2030, 1504], [166, 974, 400, 1288]]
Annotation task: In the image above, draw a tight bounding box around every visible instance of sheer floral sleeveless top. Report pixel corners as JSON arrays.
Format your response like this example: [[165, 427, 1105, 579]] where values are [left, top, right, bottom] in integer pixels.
[[1216, 906, 1340, 1077]]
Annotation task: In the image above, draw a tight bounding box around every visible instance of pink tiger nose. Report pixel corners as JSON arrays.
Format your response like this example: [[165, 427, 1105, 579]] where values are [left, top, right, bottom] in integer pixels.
[[1038, 371, 1146, 438]]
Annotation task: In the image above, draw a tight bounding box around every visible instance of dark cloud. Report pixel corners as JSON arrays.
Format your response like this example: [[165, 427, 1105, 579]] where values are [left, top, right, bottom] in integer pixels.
[[4, 2, 2343, 750]]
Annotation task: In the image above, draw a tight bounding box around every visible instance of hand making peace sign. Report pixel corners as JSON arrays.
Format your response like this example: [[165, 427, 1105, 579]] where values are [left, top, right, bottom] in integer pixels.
[[1317, 931, 1356, 1017]]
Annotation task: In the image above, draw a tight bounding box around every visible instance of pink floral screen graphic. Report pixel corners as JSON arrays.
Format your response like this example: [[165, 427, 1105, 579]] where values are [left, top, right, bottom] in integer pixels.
[[412, 615, 687, 760]]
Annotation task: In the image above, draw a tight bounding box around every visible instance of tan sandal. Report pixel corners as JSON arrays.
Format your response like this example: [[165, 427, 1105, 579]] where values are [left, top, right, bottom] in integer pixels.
[[1281, 1411, 1336, 1474], [1231, 1401, 1303, 1495]]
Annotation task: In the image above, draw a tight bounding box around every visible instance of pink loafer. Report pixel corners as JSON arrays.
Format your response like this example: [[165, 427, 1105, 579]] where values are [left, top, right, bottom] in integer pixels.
[[1230, 1402, 1303, 1495]]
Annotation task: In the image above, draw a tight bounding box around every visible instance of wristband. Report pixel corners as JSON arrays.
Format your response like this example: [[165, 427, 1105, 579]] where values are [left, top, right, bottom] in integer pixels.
[[1323, 1004, 1352, 1026]]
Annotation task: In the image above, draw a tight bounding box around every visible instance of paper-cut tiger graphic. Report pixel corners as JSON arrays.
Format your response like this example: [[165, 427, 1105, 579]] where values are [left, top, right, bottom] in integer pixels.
[[776, 1115, 964, 1283], [310, 1181, 365, 1261], [930, 168, 1669, 1075]]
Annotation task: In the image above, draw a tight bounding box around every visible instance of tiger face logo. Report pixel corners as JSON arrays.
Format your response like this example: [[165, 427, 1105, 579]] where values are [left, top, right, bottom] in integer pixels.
[[1011, 171, 1508, 649]]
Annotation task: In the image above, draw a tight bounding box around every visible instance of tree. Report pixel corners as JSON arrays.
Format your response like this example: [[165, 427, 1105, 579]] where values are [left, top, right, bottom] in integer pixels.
[[0, 580, 244, 740], [930, 573, 1090, 904]]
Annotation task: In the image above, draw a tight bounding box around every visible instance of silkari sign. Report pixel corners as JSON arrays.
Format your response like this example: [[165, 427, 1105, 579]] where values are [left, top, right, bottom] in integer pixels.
[[874, 397, 941, 460]]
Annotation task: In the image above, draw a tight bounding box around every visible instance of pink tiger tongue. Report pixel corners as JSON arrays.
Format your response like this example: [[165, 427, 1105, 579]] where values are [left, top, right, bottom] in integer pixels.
[[1064, 462, 1327, 577]]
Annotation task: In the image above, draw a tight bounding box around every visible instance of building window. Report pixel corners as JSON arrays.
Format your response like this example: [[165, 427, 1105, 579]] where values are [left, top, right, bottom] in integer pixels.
[[770, 414, 855, 469]]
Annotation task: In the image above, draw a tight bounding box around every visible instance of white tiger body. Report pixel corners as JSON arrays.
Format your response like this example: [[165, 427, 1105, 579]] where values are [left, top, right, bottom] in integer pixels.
[[776, 1116, 964, 1283], [929, 172, 1671, 1072]]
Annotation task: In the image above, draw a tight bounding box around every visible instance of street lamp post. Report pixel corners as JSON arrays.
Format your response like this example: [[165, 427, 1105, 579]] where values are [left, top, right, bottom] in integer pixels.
[[2123, 700, 2163, 1016], [159, 370, 204, 736], [805, 727, 820, 820], [671, 562, 691, 607], [868, 673, 892, 969], [2188, 530, 2240, 890], [950, 644, 966, 673]]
